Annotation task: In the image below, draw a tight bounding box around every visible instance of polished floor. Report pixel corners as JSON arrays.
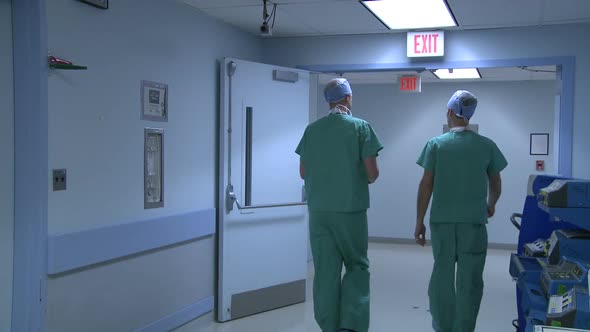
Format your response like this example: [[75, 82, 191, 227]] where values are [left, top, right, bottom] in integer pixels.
[[180, 243, 517, 332]]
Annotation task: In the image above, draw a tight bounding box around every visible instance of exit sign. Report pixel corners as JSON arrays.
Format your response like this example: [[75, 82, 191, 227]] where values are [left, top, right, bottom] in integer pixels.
[[399, 75, 421, 93], [407, 31, 444, 57]]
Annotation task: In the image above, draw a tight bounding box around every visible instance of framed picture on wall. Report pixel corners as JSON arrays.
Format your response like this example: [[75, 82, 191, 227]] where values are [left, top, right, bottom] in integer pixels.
[[141, 80, 168, 122], [79, 0, 108, 9], [530, 133, 549, 155]]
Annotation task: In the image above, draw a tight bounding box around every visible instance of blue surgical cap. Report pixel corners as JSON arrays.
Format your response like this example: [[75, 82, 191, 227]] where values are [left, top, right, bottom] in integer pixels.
[[324, 78, 352, 103], [448, 90, 478, 120]]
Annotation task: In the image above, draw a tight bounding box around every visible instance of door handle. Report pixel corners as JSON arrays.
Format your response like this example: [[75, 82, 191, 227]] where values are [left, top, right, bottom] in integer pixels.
[[226, 185, 306, 211]]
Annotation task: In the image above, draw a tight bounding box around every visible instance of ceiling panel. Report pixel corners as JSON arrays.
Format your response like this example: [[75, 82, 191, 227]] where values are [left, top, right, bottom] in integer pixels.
[[200, 5, 319, 36], [543, 0, 590, 23], [184, 0, 351, 9], [281, 1, 387, 34], [184, 0, 590, 37], [274, 0, 352, 3], [448, 0, 542, 28], [183, 0, 262, 9]]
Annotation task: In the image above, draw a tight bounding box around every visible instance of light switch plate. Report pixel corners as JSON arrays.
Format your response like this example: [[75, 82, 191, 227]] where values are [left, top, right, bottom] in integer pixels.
[[53, 169, 67, 191]]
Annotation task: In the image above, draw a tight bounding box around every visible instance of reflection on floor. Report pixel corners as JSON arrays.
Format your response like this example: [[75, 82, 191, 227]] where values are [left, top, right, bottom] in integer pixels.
[[179, 243, 516, 332]]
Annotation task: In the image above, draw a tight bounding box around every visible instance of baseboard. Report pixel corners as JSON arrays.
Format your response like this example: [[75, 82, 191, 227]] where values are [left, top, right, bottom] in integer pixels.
[[134, 296, 214, 332], [369, 236, 517, 251]]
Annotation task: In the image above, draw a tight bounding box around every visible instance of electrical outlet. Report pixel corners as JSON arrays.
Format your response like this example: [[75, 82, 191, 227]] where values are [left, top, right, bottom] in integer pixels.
[[53, 169, 67, 191]]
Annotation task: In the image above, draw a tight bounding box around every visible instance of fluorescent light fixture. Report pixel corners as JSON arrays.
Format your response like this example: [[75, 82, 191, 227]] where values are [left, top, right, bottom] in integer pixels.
[[432, 68, 482, 79], [361, 0, 457, 30]]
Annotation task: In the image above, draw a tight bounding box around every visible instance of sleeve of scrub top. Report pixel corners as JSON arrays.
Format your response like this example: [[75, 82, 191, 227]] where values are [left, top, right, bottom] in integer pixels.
[[295, 128, 306, 159], [417, 140, 436, 172], [487, 141, 508, 175], [360, 122, 384, 160]]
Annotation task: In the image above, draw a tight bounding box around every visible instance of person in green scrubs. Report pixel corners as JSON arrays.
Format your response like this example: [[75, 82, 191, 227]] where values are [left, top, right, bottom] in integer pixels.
[[296, 78, 383, 332], [415, 90, 508, 332]]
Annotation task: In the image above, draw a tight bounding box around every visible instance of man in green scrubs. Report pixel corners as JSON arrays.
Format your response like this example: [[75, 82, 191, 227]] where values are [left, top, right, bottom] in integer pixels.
[[414, 90, 508, 332], [415, 90, 508, 332], [296, 78, 383, 332]]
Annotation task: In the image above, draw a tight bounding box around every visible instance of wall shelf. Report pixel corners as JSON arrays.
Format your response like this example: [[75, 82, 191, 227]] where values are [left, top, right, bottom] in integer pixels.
[[49, 63, 87, 70]]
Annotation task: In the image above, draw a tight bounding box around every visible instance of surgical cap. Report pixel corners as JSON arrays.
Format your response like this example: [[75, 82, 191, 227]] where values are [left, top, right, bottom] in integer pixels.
[[324, 78, 352, 103], [448, 90, 478, 120]]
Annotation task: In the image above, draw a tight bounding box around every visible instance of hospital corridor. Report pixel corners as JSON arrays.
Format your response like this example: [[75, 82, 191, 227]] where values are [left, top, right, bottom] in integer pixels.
[[2, 1, 590, 332]]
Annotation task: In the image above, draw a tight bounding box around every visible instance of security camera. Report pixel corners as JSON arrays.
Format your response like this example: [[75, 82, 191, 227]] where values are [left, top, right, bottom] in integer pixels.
[[260, 22, 272, 37]]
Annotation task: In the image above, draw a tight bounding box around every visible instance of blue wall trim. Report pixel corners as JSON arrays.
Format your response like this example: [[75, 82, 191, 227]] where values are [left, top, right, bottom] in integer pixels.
[[48, 209, 216, 275], [299, 56, 575, 177], [134, 296, 214, 332], [11, 0, 49, 331], [297, 56, 575, 73]]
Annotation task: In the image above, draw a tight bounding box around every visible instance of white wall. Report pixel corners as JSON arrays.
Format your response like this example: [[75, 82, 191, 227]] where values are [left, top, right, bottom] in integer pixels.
[[46, 0, 262, 330], [48, 0, 261, 234], [0, 0, 14, 330], [262, 23, 590, 180], [326, 81, 555, 245], [47, 238, 214, 332]]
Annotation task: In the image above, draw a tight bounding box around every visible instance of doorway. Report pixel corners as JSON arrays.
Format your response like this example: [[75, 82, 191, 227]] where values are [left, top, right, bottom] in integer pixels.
[[315, 64, 559, 246]]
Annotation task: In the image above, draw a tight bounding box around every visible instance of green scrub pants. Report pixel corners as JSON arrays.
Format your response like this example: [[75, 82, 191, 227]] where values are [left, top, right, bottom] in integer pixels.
[[429, 223, 488, 332], [309, 211, 370, 332]]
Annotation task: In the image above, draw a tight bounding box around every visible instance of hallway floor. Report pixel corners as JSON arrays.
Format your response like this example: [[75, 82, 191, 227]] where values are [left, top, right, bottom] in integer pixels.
[[180, 243, 517, 332]]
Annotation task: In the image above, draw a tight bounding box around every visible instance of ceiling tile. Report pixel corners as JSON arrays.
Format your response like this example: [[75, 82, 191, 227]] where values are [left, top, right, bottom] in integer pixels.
[[543, 0, 590, 23], [184, 0, 590, 37], [201, 5, 319, 36], [183, 0, 262, 9], [183, 0, 352, 9], [448, 0, 542, 28], [273, 0, 352, 3], [281, 1, 388, 34]]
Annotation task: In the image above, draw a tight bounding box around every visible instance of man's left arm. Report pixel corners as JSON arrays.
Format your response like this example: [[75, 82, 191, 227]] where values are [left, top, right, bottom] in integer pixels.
[[415, 141, 436, 246], [487, 142, 508, 218], [415, 170, 434, 246], [295, 129, 307, 180]]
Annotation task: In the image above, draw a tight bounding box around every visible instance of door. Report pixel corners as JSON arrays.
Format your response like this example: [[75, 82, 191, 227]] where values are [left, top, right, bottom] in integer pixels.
[[217, 58, 310, 322], [0, 0, 14, 330]]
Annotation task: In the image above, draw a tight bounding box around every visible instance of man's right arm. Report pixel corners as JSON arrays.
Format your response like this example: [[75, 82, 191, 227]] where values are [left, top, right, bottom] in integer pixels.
[[487, 173, 502, 217], [415, 169, 434, 246], [359, 121, 383, 184], [364, 157, 379, 183], [487, 141, 508, 218], [299, 162, 305, 180]]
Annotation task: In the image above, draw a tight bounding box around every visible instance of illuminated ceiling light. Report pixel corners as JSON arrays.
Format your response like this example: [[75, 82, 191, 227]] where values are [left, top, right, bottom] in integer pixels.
[[360, 0, 457, 30], [432, 68, 482, 79]]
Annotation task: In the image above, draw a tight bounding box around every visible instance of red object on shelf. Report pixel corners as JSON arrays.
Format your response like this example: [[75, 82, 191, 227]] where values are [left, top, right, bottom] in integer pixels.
[[48, 55, 73, 65]]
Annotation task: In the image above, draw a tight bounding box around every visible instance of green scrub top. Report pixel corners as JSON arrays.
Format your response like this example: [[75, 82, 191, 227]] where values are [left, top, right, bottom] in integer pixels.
[[296, 113, 383, 213], [417, 130, 508, 224]]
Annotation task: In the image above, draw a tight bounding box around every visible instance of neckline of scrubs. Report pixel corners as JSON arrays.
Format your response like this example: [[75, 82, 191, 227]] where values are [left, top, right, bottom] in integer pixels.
[[450, 126, 467, 132], [329, 107, 351, 116]]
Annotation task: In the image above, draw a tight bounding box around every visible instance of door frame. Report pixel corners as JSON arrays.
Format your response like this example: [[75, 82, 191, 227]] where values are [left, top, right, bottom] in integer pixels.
[[298, 56, 575, 177], [11, 0, 49, 331]]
